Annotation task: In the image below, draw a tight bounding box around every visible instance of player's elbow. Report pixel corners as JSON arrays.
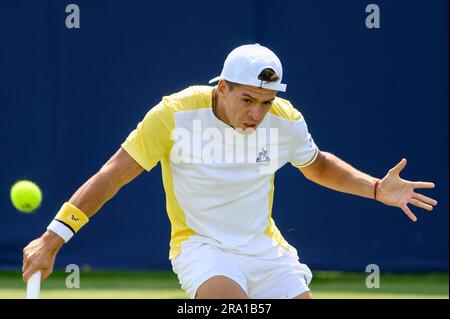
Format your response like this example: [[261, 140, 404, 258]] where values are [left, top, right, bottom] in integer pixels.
[[299, 151, 328, 182]]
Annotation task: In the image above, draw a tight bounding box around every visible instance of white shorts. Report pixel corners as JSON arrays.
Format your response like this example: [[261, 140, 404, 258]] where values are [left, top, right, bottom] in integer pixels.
[[171, 237, 313, 299]]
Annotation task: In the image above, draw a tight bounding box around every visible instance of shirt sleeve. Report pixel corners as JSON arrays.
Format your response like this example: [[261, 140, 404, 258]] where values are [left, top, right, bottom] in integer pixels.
[[290, 116, 319, 169], [121, 101, 173, 172]]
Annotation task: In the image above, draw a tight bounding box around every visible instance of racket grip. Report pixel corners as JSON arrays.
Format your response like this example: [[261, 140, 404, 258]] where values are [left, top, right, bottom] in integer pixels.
[[26, 271, 41, 299]]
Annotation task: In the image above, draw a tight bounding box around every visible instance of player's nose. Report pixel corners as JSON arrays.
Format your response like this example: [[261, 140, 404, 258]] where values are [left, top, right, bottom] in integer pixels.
[[248, 104, 264, 122]]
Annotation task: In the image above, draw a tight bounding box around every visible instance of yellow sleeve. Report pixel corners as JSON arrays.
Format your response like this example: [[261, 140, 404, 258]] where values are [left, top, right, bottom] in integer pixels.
[[121, 101, 174, 172]]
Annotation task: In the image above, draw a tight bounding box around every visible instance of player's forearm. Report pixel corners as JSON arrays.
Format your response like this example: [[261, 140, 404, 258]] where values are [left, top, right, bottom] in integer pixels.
[[67, 169, 123, 218], [42, 173, 115, 247], [42, 149, 143, 249], [307, 152, 378, 199], [67, 148, 144, 217]]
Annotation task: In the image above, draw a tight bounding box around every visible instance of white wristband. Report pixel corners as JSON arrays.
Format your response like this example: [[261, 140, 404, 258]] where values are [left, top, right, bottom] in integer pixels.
[[47, 220, 74, 243]]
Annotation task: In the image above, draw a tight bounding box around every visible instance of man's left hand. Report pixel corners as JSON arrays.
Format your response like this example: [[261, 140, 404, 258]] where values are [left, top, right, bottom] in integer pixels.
[[376, 158, 438, 222]]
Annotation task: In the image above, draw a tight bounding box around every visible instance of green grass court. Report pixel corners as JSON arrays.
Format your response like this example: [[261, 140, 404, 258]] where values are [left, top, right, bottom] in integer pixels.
[[0, 271, 447, 299]]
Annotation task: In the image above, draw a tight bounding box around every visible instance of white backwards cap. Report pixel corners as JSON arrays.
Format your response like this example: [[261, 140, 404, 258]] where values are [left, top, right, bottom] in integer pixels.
[[209, 44, 287, 92]]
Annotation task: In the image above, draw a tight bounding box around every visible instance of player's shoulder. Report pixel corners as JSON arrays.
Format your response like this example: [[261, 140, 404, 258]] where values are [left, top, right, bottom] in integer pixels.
[[269, 97, 303, 122], [162, 85, 213, 112]]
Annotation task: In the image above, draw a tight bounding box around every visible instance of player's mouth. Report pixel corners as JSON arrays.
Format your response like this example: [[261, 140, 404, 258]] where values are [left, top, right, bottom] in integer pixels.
[[243, 123, 257, 129]]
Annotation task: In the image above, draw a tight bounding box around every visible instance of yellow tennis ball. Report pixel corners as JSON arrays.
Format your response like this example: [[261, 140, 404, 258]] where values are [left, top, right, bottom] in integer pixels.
[[10, 180, 42, 213]]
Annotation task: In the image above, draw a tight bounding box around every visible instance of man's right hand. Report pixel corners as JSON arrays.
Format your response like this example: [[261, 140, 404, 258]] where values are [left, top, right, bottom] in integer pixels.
[[22, 231, 64, 282]]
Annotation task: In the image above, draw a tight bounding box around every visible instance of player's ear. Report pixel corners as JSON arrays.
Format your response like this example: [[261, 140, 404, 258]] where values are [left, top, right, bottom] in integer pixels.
[[217, 79, 227, 95]]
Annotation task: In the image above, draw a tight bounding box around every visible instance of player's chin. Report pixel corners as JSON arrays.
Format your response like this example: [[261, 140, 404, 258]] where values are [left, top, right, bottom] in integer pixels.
[[236, 123, 258, 134]]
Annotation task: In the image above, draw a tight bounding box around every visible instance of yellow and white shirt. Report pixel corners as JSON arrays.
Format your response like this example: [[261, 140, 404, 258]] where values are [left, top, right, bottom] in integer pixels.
[[121, 86, 319, 260]]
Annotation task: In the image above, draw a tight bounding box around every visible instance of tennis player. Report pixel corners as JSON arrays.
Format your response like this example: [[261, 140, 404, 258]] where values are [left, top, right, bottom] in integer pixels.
[[22, 44, 437, 299]]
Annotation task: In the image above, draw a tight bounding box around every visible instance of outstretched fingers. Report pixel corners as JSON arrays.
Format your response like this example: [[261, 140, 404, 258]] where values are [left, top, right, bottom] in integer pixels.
[[389, 158, 407, 175], [409, 198, 434, 211], [412, 181, 435, 189], [401, 204, 417, 222], [413, 192, 438, 206]]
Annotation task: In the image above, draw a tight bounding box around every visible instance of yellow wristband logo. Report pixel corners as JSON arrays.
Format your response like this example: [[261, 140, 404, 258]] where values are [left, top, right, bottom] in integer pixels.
[[54, 203, 89, 233]]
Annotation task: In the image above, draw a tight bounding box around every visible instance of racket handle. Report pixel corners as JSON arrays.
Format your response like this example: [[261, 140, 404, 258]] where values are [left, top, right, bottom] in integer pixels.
[[26, 271, 41, 299]]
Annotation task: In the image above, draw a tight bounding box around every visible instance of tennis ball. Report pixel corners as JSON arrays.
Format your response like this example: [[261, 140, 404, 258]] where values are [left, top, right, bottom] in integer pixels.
[[10, 180, 42, 213]]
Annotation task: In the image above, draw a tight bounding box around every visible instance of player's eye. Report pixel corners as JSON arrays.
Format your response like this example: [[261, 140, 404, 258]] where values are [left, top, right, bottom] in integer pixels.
[[263, 101, 273, 106]]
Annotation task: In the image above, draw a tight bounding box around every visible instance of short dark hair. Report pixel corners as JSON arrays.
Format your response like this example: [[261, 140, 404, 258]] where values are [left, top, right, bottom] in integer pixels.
[[258, 68, 280, 82], [225, 68, 280, 91]]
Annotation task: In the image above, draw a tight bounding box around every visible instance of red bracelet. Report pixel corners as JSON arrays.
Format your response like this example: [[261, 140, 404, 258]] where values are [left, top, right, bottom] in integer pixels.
[[374, 180, 380, 200]]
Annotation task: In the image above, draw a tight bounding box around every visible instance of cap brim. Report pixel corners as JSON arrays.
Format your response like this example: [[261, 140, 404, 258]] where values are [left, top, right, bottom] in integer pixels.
[[208, 76, 287, 92], [208, 76, 221, 84]]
